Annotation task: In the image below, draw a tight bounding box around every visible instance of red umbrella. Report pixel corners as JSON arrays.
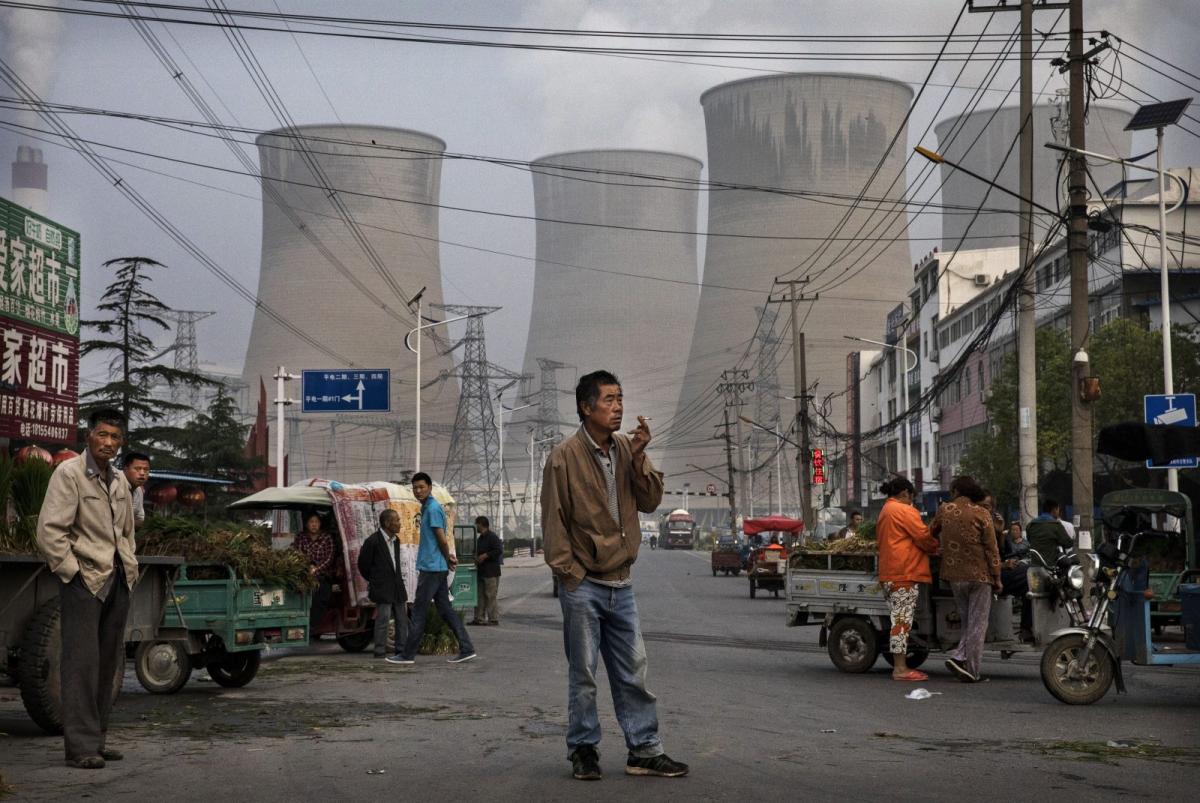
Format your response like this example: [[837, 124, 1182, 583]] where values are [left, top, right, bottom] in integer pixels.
[[742, 515, 805, 535]]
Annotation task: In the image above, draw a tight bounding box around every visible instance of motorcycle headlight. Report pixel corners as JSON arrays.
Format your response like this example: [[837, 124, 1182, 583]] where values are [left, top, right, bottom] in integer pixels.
[[1068, 564, 1084, 590]]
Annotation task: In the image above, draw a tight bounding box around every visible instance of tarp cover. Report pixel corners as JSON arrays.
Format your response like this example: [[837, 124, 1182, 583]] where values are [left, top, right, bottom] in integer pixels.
[[742, 515, 805, 535], [229, 479, 456, 605]]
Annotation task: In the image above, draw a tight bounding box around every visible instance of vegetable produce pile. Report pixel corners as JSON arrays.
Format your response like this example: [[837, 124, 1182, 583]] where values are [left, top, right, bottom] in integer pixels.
[[790, 535, 878, 571], [138, 517, 316, 591], [418, 608, 460, 656]]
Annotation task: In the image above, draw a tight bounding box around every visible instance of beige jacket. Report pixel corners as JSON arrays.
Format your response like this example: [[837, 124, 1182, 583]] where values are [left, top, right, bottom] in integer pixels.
[[541, 429, 664, 591], [36, 452, 138, 594]]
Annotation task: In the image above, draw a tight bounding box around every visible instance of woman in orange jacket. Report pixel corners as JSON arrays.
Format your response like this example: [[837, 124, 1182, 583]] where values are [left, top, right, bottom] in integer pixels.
[[876, 477, 940, 681]]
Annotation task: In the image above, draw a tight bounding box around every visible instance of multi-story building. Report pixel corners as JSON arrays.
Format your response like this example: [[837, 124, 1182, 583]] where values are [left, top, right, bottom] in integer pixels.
[[846, 167, 1198, 514]]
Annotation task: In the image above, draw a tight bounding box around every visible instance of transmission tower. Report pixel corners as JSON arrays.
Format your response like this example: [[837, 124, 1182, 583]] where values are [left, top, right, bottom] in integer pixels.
[[435, 305, 523, 516], [156, 309, 216, 419], [751, 305, 787, 514]]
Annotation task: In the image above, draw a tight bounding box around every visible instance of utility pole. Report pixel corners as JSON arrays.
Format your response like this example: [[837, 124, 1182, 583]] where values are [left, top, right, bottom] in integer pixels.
[[1066, 0, 1095, 550], [720, 408, 738, 536], [969, 0, 1069, 529], [770, 278, 817, 530], [1017, 0, 1040, 525], [718, 368, 753, 534]]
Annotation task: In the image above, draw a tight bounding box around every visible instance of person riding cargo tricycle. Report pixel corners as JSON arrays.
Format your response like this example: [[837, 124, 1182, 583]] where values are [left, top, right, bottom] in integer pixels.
[[745, 516, 804, 598]]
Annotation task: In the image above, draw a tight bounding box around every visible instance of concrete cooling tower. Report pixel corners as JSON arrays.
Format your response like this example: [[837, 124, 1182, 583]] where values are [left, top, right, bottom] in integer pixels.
[[668, 74, 915, 485], [935, 103, 1133, 249], [520, 150, 702, 463], [241, 125, 459, 482]]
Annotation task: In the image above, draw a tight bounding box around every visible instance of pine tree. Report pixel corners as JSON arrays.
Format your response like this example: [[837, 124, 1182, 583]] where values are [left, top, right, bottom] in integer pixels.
[[80, 257, 216, 435]]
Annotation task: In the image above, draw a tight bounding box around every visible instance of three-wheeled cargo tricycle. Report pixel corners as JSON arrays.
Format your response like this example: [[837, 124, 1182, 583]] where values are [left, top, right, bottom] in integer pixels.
[[132, 562, 311, 694], [0, 553, 183, 733], [227, 479, 472, 655], [744, 516, 805, 599], [711, 535, 742, 576], [786, 544, 1088, 672]]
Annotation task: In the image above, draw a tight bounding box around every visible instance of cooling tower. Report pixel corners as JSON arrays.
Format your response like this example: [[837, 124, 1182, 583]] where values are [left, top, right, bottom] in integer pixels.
[[241, 125, 459, 482], [935, 103, 1133, 249], [668, 74, 915, 486], [11, 144, 47, 215], [520, 150, 702, 462]]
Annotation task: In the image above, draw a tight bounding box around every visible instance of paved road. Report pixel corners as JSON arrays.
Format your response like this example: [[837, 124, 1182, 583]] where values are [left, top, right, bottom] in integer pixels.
[[2, 549, 1198, 800]]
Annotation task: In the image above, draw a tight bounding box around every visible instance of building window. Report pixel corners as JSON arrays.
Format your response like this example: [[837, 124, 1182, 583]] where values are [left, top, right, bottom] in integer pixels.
[[978, 363, 985, 396], [924, 331, 929, 358], [964, 369, 971, 396], [951, 321, 961, 341]]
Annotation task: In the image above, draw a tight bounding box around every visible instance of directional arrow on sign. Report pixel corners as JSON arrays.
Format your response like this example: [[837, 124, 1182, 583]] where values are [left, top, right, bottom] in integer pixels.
[[341, 380, 366, 410]]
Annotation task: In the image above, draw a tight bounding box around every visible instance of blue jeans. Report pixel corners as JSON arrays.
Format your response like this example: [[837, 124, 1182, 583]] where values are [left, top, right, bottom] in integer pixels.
[[398, 571, 475, 659], [559, 580, 662, 758]]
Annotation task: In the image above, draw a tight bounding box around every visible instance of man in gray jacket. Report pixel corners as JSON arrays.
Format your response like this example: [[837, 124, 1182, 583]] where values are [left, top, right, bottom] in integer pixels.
[[37, 408, 138, 769]]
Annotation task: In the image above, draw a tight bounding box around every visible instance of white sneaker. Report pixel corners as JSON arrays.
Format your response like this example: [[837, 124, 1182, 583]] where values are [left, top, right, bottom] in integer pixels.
[[447, 652, 477, 664]]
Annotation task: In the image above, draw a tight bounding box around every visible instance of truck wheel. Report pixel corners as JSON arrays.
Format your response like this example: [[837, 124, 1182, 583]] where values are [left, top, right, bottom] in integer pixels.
[[134, 640, 192, 694], [336, 630, 374, 653], [16, 597, 122, 734], [712, 567, 718, 577], [749, 579, 757, 599], [881, 643, 929, 670], [733, 568, 741, 577], [1040, 634, 1114, 705], [208, 650, 261, 688], [827, 617, 879, 673]]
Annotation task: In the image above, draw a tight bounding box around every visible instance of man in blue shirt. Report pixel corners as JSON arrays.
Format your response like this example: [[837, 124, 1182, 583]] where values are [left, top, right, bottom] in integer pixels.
[[388, 472, 477, 665]]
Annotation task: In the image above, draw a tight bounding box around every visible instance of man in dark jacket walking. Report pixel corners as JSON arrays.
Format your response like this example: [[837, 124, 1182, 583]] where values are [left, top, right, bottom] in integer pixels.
[[470, 516, 503, 625], [357, 509, 408, 658]]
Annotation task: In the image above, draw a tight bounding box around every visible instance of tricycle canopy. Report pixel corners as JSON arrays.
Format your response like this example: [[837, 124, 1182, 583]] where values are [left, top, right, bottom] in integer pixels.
[[743, 515, 805, 535], [228, 478, 457, 606]]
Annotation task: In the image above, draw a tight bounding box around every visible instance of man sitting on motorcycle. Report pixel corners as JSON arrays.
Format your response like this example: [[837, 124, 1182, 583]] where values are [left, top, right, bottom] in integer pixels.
[[1025, 498, 1074, 569]]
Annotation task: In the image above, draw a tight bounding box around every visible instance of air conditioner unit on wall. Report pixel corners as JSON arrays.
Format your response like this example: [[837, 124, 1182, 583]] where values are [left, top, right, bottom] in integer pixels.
[[931, 405, 942, 422], [929, 349, 939, 364], [973, 274, 990, 287]]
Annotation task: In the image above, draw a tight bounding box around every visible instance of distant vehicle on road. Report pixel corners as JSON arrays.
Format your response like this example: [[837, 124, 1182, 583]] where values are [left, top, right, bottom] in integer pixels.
[[660, 509, 696, 549]]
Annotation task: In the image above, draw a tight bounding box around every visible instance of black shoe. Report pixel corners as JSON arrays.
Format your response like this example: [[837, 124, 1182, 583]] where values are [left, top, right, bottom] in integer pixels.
[[945, 658, 978, 683], [65, 756, 105, 769], [625, 753, 689, 777], [99, 748, 123, 761], [467, 620, 485, 626], [570, 745, 602, 780]]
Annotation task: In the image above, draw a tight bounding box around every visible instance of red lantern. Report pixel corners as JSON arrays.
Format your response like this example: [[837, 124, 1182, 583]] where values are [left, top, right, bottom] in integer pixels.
[[148, 484, 178, 506], [52, 449, 79, 466], [179, 488, 206, 508], [15, 445, 52, 465]]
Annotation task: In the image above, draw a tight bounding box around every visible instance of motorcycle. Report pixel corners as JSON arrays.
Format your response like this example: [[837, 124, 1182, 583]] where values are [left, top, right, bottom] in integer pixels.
[[1040, 490, 1200, 705], [650, 534, 658, 550]]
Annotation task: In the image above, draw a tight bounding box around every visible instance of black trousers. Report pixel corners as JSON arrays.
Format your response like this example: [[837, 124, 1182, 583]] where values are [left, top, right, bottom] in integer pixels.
[[59, 563, 130, 760], [310, 576, 333, 632]]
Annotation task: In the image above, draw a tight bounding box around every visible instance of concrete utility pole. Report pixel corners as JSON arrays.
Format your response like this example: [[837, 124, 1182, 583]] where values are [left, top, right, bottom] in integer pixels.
[[721, 408, 738, 536], [1017, 0, 1040, 524], [769, 279, 817, 530], [1067, 0, 1095, 549], [273, 366, 297, 488], [969, 0, 1068, 528]]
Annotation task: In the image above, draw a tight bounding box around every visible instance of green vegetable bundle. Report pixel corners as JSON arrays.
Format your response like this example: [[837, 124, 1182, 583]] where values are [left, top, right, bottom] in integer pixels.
[[138, 516, 316, 591], [418, 607, 460, 656]]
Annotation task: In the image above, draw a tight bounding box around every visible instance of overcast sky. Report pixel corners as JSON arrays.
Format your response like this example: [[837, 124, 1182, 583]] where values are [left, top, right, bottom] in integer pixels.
[[1, 0, 1197, 400]]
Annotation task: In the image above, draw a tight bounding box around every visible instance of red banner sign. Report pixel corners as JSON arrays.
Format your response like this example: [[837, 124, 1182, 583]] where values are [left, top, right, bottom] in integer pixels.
[[811, 448, 825, 485], [0, 317, 79, 443]]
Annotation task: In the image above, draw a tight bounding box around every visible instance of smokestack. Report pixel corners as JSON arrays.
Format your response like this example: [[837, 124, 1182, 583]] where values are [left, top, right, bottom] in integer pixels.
[[11, 145, 48, 215]]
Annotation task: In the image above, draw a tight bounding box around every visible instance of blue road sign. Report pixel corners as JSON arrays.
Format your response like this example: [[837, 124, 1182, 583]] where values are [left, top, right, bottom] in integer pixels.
[[1144, 393, 1198, 469], [302, 369, 391, 413]]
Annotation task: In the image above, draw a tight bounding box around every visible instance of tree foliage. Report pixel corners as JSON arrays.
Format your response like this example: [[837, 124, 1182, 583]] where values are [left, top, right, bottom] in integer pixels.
[[80, 257, 216, 431], [962, 318, 1200, 508], [157, 388, 261, 489]]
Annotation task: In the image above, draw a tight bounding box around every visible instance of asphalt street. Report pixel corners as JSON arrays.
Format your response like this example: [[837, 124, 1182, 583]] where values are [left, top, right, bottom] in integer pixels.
[[2, 548, 1198, 801]]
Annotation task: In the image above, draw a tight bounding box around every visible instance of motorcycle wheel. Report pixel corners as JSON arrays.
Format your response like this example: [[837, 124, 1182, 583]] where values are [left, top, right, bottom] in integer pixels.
[[827, 617, 878, 673], [1040, 634, 1115, 705]]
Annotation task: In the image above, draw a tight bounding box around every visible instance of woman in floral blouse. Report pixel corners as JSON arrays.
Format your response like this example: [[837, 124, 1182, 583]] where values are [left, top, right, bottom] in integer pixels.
[[931, 476, 1001, 682]]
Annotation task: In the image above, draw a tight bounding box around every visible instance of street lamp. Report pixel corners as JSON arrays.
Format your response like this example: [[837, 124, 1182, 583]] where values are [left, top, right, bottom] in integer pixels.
[[845, 335, 916, 482], [404, 291, 474, 472], [1047, 96, 1193, 492], [494, 386, 531, 533]]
